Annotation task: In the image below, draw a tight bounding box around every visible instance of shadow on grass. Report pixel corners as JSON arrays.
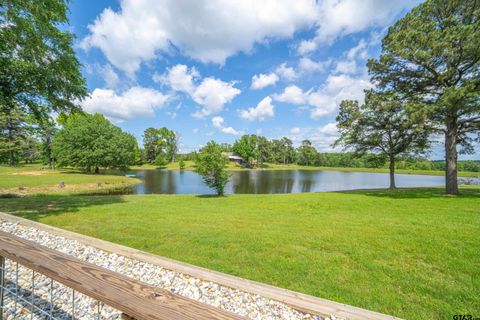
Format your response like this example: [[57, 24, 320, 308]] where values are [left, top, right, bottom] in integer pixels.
[[195, 194, 227, 198], [0, 194, 126, 221], [338, 187, 480, 199]]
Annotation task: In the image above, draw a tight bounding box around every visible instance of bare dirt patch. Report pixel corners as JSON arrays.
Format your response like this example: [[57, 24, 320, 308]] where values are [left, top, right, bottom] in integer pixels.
[[10, 170, 49, 176], [0, 181, 135, 195]]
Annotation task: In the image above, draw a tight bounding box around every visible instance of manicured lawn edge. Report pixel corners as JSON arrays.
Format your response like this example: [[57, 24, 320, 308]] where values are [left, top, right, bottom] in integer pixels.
[[132, 161, 480, 177], [0, 212, 401, 320]]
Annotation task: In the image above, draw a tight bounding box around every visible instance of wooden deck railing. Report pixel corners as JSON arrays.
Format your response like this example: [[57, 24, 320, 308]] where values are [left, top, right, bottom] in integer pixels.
[[0, 231, 243, 320]]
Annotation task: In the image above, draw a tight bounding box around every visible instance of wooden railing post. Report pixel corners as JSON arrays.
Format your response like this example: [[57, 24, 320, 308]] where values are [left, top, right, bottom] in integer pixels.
[[0, 231, 243, 320]]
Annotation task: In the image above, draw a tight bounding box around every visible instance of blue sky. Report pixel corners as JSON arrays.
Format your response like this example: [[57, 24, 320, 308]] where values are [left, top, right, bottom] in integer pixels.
[[67, 0, 478, 160]]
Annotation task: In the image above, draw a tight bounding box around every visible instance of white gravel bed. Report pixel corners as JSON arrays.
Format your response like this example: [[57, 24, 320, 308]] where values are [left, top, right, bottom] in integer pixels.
[[0, 219, 333, 320], [1, 259, 120, 319]]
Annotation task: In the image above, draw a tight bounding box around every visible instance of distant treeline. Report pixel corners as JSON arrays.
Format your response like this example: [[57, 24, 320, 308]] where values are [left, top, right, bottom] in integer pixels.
[[2, 113, 479, 174], [180, 148, 480, 172]]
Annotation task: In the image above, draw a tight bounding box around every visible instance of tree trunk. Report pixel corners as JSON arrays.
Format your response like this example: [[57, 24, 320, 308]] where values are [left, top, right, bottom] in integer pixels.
[[7, 119, 14, 166], [48, 153, 53, 169], [46, 137, 53, 169], [95, 166, 100, 174], [445, 117, 459, 195], [389, 155, 396, 189]]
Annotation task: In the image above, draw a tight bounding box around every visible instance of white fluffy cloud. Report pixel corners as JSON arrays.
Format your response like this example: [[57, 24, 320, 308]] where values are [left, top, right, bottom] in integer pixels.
[[274, 73, 371, 119], [273, 85, 307, 105], [82, 87, 169, 121], [297, 0, 418, 54], [290, 127, 301, 134], [288, 123, 340, 151], [334, 39, 368, 74], [250, 73, 279, 90], [275, 63, 298, 81], [81, 0, 318, 74], [297, 40, 317, 56], [81, 0, 417, 74], [298, 57, 332, 74], [239, 96, 275, 121], [155, 64, 199, 94], [269, 58, 330, 84], [212, 116, 243, 136], [192, 78, 241, 118], [97, 64, 120, 89], [157, 64, 241, 118]]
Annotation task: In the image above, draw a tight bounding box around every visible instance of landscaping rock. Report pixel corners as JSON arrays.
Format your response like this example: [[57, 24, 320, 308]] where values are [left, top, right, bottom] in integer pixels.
[[0, 219, 334, 320]]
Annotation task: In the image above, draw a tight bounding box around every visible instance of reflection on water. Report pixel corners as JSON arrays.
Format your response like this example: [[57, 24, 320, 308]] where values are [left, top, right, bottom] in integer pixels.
[[127, 169, 444, 195]]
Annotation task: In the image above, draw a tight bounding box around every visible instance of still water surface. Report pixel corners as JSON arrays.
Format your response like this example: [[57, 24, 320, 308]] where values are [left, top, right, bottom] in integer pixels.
[[127, 170, 444, 194]]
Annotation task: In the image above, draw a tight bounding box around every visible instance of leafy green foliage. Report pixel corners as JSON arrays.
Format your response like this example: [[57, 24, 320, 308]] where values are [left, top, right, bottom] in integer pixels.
[[53, 113, 137, 172], [271, 137, 296, 165], [0, 0, 87, 117], [37, 117, 57, 168], [232, 135, 258, 167], [368, 0, 480, 193], [179, 158, 186, 170], [336, 91, 430, 188], [231, 135, 298, 168], [21, 136, 40, 163], [1, 0, 86, 167], [195, 141, 230, 195], [154, 153, 169, 168], [143, 127, 178, 163], [0, 105, 32, 165], [256, 136, 271, 165], [297, 140, 318, 166]]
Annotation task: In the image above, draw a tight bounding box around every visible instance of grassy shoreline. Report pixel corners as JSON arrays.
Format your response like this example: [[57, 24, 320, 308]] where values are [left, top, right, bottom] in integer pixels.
[[0, 187, 478, 319], [0, 164, 140, 196], [131, 161, 480, 177], [1, 162, 478, 196]]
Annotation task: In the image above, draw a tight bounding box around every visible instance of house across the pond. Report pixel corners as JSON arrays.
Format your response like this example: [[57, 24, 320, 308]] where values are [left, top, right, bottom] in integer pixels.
[[222, 152, 245, 165]]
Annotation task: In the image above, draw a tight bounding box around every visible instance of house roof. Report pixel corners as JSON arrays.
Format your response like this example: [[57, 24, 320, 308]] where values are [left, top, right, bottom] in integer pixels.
[[221, 152, 244, 160]]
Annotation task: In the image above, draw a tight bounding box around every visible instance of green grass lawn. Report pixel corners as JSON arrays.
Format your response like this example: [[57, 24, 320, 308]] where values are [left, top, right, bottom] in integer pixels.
[[132, 160, 480, 177], [0, 164, 140, 195], [1, 187, 479, 319]]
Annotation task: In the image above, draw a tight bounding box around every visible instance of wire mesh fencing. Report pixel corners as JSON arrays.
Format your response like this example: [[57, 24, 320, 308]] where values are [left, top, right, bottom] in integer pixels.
[[0, 257, 121, 320]]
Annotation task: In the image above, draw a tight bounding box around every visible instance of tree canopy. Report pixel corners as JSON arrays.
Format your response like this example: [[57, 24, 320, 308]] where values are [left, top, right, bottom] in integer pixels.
[[53, 113, 137, 173], [297, 140, 318, 166], [0, 0, 87, 117], [195, 141, 230, 195], [368, 0, 480, 194], [232, 135, 258, 168], [143, 127, 178, 164], [336, 91, 430, 189], [0, 104, 31, 165]]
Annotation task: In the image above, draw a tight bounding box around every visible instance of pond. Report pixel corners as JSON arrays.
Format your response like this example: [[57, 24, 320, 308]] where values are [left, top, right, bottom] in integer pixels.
[[126, 169, 444, 195]]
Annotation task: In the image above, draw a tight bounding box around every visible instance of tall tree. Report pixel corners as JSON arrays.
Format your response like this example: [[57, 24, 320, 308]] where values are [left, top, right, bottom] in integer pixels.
[[368, 0, 480, 194], [159, 127, 178, 163], [0, 105, 30, 165], [335, 91, 429, 189], [143, 128, 162, 163], [37, 117, 57, 169], [53, 113, 137, 173], [275, 137, 295, 165], [256, 136, 272, 165], [195, 141, 230, 196], [232, 135, 258, 168], [21, 136, 40, 163], [142, 127, 178, 163], [297, 140, 318, 166], [0, 0, 87, 118]]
